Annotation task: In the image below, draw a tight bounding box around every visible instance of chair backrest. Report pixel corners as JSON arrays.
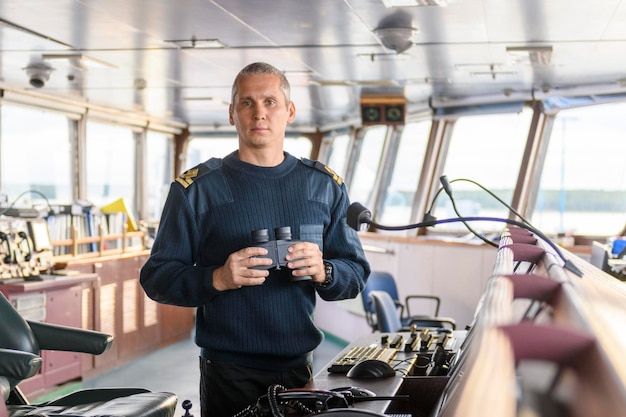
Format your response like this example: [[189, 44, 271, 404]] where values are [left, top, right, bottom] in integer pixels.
[[369, 290, 403, 333], [0, 295, 177, 417], [361, 271, 400, 315], [590, 241, 610, 271], [0, 293, 41, 390], [0, 293, 39, 355]]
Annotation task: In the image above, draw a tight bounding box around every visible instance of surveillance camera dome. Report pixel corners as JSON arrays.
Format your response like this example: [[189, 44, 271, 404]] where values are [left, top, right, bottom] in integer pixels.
[[30, 77, 45, 88], [23, 62, 54, 88], [374, 27, 416, 54], [374, 10, 417, 54]]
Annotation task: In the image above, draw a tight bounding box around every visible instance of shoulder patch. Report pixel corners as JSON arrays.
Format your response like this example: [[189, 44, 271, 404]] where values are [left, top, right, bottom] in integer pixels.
[[301, 158, 343, 186], [174, 158, 221, 189]]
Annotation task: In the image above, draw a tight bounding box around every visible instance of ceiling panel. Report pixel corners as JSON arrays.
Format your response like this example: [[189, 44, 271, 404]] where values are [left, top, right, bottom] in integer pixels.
[[0, 0, 624, 131]]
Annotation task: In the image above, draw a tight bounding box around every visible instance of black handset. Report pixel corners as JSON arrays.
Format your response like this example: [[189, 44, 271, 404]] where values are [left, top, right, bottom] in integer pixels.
[[245, 387, 349, 417], [17, 231, 33, 261], [0, 232, 14, 264]]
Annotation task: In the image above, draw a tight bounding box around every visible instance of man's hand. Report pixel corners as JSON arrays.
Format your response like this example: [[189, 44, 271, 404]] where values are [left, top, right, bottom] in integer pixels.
[[212, 247, 271, 291], [285, 242, 325, 283]]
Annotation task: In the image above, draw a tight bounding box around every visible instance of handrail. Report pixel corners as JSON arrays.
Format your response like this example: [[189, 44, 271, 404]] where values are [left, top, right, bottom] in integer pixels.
[[50, 224, 145, 260]]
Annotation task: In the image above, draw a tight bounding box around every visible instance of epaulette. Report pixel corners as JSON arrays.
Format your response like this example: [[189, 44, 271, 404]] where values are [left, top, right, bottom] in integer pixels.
[[301, 158, 343, 186], [174, 158, 222, 189]]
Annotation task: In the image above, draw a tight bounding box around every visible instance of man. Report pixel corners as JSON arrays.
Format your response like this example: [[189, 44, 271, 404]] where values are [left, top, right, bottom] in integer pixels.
[[140, 62, 370, 417]]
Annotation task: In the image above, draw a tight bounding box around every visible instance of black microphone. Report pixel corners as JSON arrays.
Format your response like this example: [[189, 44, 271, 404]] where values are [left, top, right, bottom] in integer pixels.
[[346, 202, 371, 231], [440, 174, 453, 198], [347, 202, 583, 277]]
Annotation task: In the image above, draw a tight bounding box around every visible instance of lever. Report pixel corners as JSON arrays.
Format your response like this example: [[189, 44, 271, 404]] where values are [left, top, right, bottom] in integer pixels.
[[181, 399, 194, 417]]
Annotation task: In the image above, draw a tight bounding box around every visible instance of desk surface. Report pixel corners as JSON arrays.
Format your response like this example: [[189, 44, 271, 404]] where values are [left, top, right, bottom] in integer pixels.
[[308, 330, 464, 415], [0, 273, 97, 293]]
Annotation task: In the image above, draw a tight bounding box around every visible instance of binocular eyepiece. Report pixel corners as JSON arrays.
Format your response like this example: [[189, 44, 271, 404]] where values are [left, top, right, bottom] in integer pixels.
[[251, 226, 292, 244]]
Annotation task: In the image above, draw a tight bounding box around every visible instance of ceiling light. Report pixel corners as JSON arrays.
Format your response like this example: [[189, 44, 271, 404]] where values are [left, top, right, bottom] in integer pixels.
[[309, 79, 400, 87], [381, 0, 446, 7], [358, 80, 401, 86], [506, 46, 553, 66], [357, 52, 411, 61], [470, 71, 517, 79], [309, 80, 352, 87], [283, 70, 314, 75], [404, 77, 450, 84], [184, 97, 229, 107], [41, 53, 118, 69], [455, 63, 504, 70], [164, 38, 226, 49]]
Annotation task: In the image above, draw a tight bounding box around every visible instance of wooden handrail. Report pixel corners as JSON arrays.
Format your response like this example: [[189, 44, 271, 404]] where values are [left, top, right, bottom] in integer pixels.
[[50, 223, 145, 260]]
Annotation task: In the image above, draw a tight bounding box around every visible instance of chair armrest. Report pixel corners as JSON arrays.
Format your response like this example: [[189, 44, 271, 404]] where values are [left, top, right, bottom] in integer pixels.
[[405, 295, 441, 317], [394, 301, 405, 318], [27, 321, 113, 355], [0, 348, 42, 380], [46, 387, 152, 406], [407, 316, 456, 330]]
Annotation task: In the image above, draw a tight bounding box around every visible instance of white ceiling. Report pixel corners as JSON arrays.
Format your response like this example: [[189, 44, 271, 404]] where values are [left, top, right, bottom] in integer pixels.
[[1, 0, 626, 131]]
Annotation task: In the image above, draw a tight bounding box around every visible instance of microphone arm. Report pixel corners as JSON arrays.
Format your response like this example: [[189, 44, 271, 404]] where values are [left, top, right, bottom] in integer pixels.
[[439, 176, 497, 248], [426, 176, 533, 227], [347, 202, 583, 277]]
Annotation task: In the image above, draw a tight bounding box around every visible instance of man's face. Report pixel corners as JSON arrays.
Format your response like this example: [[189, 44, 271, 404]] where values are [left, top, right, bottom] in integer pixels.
[[229, 74, 296, 151]]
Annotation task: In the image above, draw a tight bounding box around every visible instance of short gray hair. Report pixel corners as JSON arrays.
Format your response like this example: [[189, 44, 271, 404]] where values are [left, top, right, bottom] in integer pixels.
[[231, 62, 291, 105]]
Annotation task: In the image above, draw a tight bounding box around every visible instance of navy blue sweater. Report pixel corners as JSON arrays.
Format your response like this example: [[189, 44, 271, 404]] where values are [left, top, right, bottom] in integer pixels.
[[140, 152, 370, 370]]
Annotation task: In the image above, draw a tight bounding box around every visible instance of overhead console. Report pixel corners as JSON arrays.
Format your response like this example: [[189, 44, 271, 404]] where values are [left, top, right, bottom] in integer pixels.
[[360, 94, 406, 126]]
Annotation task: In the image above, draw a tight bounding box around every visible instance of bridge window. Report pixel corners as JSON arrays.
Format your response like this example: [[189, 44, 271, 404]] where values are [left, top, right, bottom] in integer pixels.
[[348, 126, 387, 207], [0, 105, 72, 205], [145, 131, 174, 222], [86, 122, 136, 214], [532, 102, 626, 236], [284, 136, 313, 160], [434, 108, 532, 232], [325, 133, 350, 179], [185, 136, 312, 170], [186, 137, 238, 168], [378, 121, 430, 225]]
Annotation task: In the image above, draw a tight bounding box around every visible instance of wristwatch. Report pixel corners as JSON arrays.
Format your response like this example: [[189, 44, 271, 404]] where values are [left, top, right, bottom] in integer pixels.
[[315, 261, 334, 287]]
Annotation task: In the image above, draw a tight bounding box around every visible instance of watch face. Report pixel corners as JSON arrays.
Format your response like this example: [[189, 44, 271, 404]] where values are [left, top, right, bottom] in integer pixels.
[[323, 261, 333, 282]]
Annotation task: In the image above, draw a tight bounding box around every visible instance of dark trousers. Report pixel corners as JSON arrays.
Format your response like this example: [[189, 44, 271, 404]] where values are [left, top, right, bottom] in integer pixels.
[[199, 357, 313, 417]]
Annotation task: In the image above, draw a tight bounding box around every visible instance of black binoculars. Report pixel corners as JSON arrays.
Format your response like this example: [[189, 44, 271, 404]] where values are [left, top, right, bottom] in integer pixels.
[[251, 227, 311, 281]]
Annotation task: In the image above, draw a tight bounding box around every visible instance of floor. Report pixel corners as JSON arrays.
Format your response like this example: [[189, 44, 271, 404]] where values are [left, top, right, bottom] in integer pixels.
[[76, 332, 347, 416]]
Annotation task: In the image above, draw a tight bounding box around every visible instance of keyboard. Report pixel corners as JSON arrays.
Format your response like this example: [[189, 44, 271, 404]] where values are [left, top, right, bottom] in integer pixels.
[[327, 345, 397, 373]]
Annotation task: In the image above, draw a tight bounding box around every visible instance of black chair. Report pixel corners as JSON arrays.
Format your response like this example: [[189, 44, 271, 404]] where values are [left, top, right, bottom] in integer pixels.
[[361, 271, 456, 331], [0, 292, 177, 417], [0, 348, 41, 403], [368, 290, 456, 333]]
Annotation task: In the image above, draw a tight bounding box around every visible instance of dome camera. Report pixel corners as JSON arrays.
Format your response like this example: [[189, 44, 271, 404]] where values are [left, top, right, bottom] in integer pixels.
[[374, 10, 417, 54], [23, 61, 54, 88], [374, 27, 416, 54]]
